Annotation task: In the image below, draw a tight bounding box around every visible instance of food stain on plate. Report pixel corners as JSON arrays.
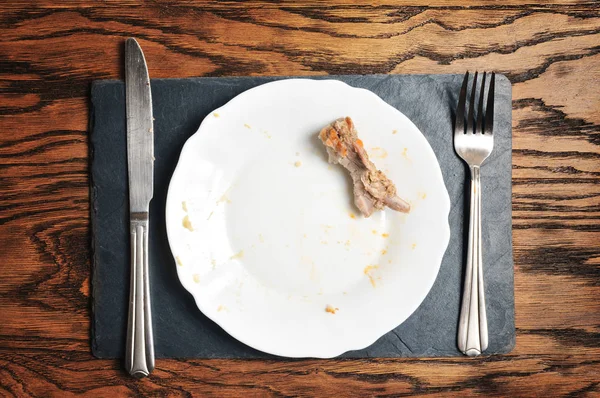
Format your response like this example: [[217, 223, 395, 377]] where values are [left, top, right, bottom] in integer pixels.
[[175, 256, 184, 266], [230, 250, 244, 260], [236, 280, 245, 298], [322, 225, 333, 233], [309, 261, 318, 282], [370, 147, 388, 159], [217, 191, 232, 205], [182, 201, 188, 212], [213, 112, 220, 118], [294, 161, 302, 167], [192, 274, 201, 283], [364, 265, 379, 287], [182, 215, 193, 231]]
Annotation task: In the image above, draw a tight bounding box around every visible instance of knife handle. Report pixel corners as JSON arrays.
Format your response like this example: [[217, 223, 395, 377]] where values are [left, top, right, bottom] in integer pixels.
[[125, 213, 155, 377]]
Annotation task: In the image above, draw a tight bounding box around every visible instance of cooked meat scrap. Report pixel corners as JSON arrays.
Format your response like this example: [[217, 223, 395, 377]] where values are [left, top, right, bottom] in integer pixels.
[[319, 117, 410, 217]]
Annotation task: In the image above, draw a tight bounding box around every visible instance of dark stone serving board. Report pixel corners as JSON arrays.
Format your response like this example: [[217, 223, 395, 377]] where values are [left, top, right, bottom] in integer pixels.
[[91, 75, 514, 358]]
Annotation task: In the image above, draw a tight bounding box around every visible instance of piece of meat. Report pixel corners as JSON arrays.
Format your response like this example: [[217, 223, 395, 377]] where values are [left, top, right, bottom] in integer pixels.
[[319, 117, 410, 217]]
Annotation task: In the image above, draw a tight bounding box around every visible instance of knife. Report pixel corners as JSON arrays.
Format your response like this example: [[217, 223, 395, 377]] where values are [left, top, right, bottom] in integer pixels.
[[124, 37, 155, 378]]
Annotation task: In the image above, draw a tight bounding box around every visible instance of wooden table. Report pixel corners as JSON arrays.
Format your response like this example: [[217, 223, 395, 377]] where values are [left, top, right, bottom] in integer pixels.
[[1, 1, 599, 396]]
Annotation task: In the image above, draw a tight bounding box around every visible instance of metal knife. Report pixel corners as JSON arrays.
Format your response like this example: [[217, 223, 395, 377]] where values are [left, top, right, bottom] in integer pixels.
[[124, 37, 155, 378]]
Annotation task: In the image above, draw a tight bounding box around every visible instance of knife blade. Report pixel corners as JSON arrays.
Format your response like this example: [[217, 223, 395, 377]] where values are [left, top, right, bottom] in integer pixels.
[[124, 37, 155, 378]]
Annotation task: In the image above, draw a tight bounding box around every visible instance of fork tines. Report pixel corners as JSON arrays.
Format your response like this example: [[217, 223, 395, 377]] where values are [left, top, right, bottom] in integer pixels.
[[456, 71, 495, 135]]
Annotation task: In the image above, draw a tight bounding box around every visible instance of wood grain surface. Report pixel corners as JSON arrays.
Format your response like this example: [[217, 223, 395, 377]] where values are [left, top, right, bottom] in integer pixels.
[[1, 1, 599, 396]]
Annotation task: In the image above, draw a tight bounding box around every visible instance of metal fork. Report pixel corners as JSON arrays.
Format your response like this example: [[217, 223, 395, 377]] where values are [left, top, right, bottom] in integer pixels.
[[454, 71, 495, 357]]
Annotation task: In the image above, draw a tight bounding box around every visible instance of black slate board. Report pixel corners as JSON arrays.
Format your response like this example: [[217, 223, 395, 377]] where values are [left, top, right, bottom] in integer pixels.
[[91, 75, 514, 358]]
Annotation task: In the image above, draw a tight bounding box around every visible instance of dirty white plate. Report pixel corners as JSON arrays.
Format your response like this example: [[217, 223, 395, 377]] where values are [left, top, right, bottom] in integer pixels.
[[166, 79, 450, 358]]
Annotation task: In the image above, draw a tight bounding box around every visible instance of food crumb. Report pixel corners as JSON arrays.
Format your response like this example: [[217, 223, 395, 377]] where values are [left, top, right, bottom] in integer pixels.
[[207, 210, 214, 220], [244, 123, 251, 129], [213, 112, 220, 118], [259, 234, 265, 243], [392, 129, 398, 135], [182, 201, 188, 212], [182, 215, 193, 231], [411, 243, 417, 250], [421, 192, 427, 199], [175, 256, 183, 266], [217, 305, 226, 312], [325, 305, 339, 314], [382, 233, 389, 238], [381, 249, 387, 255], [263, 130, 271, 139], [372, 230, 378, 234], [364, 265, 379, 273], [303, 234, 307, 238], [345, 240, 350, 246], [294, 161, 302, 167], [230, 250, 244, 260], [349, 212, 356, 219], [192, 274, 200, 283]]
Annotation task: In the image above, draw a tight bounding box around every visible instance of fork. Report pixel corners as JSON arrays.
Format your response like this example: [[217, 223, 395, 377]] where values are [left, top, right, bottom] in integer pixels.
[[454, 71, 495, 357]]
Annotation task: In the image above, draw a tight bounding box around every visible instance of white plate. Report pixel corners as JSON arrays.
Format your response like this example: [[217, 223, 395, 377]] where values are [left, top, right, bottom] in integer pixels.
[[166, 79, 450, 358]]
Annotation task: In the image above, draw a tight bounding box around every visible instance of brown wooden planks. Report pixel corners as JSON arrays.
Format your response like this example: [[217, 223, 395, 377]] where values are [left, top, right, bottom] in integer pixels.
[[0, 1, 599, 396]]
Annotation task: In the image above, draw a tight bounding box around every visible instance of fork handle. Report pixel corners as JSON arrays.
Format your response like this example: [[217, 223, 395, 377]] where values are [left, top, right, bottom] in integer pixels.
[[125, 214, 155, 377], [458, 166, 488, 356]]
